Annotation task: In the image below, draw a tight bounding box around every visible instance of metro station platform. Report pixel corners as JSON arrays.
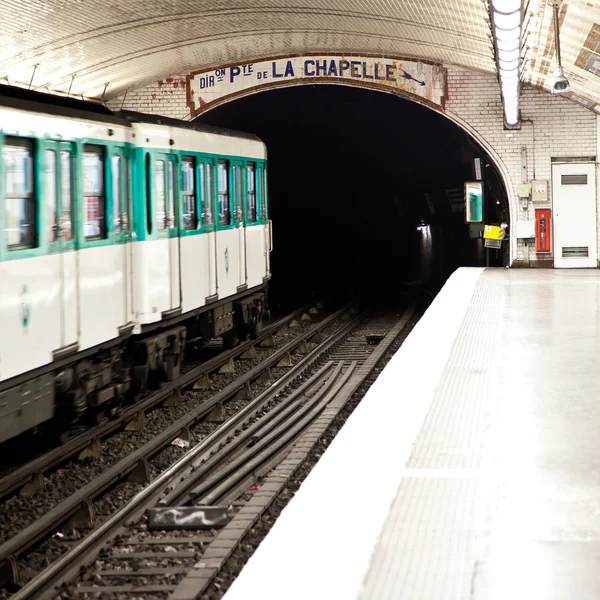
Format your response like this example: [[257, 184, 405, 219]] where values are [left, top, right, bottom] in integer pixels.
[[223, 267, 600, 600]]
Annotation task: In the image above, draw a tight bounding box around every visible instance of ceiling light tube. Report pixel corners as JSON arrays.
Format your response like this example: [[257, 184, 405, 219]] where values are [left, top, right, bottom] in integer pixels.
[[491, 0, 521, 12], [498, 48, 520, 62], [499, 59, 520, 71], [495, 27, 520, 42], [496, 38, 520, 52], [491, 0, 523, 127], [494, 11, 521, 30]]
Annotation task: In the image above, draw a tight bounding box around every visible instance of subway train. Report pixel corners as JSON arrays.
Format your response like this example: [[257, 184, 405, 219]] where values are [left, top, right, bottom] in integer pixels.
[[0, 88, 272, 444]]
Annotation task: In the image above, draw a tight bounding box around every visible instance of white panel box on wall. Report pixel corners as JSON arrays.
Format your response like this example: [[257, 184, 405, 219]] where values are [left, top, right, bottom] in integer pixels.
[[532, 180, 549, 203], [515, 220, 536, 238]]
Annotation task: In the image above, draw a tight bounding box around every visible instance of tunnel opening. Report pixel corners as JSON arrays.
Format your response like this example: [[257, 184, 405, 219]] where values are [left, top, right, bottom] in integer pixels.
[[195, 85, 509, 308]]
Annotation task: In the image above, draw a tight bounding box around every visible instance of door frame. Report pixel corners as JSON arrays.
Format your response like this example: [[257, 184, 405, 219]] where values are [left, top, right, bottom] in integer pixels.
[[43, 140, 79, 350], [551, 160, 598, 268]]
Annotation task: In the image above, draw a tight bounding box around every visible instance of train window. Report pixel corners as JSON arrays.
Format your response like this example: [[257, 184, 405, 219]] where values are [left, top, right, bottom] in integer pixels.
[[168, 160, 176, 230], [83, 145, 106, 240], [112, 155, 122, 236], [262, 168, 268, 219], [3, 138, 36, 249], [218, 160, 230, 226], [197, 163, 204, 226], [204, 163, 214, 226], [155, 159, 166, 231], [145, 154, 152, 235], [247, 163, 257, 222], [233, 165, 243, 222], [182, 157, 197, 230], [60, 150, 73, 241], [256, 166, 262, 218], [45, 150, 58, 243], [203, 163, 214, 226]]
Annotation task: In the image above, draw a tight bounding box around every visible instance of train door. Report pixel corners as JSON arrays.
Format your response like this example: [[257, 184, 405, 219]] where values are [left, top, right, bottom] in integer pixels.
[[232, 160, 247, 289], [44, 141, 79, 351], [261, 165, 272, 276], [216, 159, 237, 298], [155, 153, 181, 311], [110, 149, 132, 325], [168, 156, 182, 309], [202, 159, 218, 299]]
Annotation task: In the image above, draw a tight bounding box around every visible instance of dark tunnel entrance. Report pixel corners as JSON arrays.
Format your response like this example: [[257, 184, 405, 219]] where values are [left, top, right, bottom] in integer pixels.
[[196, 85, 509, 304]]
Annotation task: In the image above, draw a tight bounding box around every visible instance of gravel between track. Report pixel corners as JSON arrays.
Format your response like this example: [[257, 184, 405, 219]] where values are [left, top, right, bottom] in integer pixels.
[[200, 308, 422, 599], [0, 319, 323, 596]]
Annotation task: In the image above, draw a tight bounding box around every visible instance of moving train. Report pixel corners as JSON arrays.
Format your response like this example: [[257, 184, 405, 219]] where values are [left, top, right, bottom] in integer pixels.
[[0, 88, 272, 444]]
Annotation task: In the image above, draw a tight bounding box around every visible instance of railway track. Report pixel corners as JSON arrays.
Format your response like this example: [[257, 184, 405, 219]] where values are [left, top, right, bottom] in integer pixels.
[[0, 302, 351, 593], [3, 300, 417, 600], [0, 302, 321, 504]]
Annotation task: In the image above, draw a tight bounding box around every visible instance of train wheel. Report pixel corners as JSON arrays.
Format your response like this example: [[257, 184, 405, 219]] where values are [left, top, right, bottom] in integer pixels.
[[86, 406, 107, 427], [164, 355, 181, 382], [222, 328, 239, 349]]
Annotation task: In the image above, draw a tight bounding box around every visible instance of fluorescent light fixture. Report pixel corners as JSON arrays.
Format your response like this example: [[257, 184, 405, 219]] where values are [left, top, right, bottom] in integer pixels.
[[494, 11, 521, 29], [491, 0, 521, 12], [495, 26, 520, 42], [498, 48, 520, 62], [491, 0, 523, 126], [497, 38, 520, 52], [499, 58, 520, 70], [499, 71, 519, 82]]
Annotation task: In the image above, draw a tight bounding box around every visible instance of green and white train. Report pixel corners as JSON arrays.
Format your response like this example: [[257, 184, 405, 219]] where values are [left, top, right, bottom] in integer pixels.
[[0, 88, 272, 444]]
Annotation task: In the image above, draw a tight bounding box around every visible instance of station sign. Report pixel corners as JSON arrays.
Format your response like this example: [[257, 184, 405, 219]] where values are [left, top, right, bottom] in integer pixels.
[[187, 55, 446, 117], [465, 181, 483, 223]]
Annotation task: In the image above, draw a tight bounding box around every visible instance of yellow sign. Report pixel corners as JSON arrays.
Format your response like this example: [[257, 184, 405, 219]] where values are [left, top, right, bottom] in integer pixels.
[[484, 225, 506, 241]]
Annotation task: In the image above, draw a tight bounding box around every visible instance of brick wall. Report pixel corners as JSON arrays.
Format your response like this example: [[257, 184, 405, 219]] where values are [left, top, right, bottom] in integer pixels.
[[445, 65, 597, 266], [109, 64, 598, 266], [107, 76, 191, 120]]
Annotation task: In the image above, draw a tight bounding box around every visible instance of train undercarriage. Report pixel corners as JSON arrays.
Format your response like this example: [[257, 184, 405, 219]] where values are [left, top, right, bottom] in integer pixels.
[[0, 291, 266, 445]]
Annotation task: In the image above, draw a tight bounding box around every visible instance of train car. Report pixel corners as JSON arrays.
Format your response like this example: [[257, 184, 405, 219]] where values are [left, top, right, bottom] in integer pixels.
[[0, 88, 272, 444]]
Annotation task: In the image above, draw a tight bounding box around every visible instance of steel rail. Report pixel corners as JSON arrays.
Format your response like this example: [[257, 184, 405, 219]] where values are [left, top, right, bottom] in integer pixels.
[[0, 304, 351, 589], [193, 362, 356, 507], [6, 308, 363, 600], [0, 302, 320, 502], [158, 361, 337, 506]]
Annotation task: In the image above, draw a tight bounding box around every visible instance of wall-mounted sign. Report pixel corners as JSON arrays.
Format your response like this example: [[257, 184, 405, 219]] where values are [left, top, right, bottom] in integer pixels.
[[484, 224, 505, 241], [484, 239, 502, 249], [187, 55, 446, 117], [465, 181, 483, 223]]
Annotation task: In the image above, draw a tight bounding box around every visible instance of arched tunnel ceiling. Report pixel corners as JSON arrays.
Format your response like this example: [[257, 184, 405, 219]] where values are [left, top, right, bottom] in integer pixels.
[[0, 1, 599, 112]]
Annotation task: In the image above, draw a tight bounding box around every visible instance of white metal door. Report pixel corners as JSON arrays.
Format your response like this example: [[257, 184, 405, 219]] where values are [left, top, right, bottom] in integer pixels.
[[167, 157, 181, 309], [46, 142, 79, 350], [261, 167, 271, 278], [111, 149, 132, 326], [552, 162, 597, 268], [233, 162, 247, 289], [204, 161, 218, 298]]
